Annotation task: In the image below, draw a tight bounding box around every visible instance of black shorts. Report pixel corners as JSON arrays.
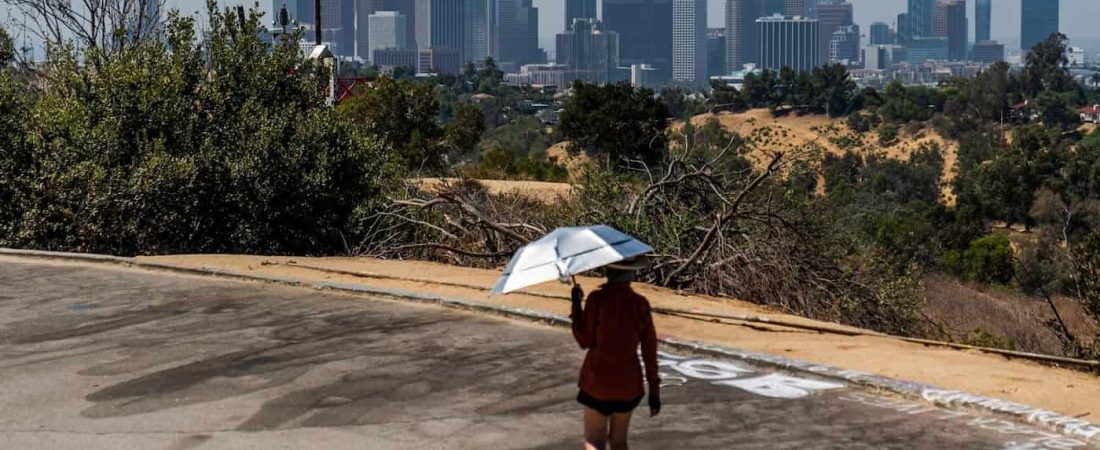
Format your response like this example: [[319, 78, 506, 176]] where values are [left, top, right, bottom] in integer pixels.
[[577, 390, 644, 417]]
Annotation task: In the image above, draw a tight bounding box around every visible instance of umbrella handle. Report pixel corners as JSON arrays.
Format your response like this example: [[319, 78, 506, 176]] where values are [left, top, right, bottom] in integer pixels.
[[571, 275, 577, 286]]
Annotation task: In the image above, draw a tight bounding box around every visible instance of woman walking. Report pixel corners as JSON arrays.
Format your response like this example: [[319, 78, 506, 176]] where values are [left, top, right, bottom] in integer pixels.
[[570, 257, 661, 450]]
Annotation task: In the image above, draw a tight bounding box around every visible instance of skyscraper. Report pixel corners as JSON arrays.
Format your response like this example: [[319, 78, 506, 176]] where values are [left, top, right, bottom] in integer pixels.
[[466, 0, 489, 64], [556, 18, 621, 84], [972, 40, 1005, 63], [416, 0, 465, 55], [896, 12, 910, 43], [320, 0, 355, 56], [355, 0, 376, 60], [1021, 0, 1059, 51], [816, 1, 853, 65], [937, 0, 967, 61], [908, 0, 935, 39], [828, 24, 859, 65], [673, 0, 708, 85], [725, 0, 784, 72], [975, 0, 991, 42], [757, 16, 819, 72], [565, 0, 598, 27], [707, 28, 727, 77], [360, 0, 417, 52], [604, 0, 674, 74], [869, 21, 890, 45], [783, 0, 807, 17], [492, 0, 542, 66], [368, 11, 407, 63]]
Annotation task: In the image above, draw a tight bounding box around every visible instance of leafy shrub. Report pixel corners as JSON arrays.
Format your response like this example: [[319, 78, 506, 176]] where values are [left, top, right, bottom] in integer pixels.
[[945, 233, 1016, 284], [964, 328, 1017, 351], [877, 124, 899, 146], [846, 113, 871, 133], [2, 7, 393, 255]]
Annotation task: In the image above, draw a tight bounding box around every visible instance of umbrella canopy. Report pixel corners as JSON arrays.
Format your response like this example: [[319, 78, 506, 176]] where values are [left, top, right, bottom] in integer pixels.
[[490, 225, 653, 295]]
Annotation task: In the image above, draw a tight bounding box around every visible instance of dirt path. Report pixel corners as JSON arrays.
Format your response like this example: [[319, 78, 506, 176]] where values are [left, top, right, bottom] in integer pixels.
[[135, 254, 1100, 420], [414, 178, 574, 203]]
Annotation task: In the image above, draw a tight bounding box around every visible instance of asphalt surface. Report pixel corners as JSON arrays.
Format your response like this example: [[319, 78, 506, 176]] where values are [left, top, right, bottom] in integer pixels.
[[0, 259, 1094, 450]]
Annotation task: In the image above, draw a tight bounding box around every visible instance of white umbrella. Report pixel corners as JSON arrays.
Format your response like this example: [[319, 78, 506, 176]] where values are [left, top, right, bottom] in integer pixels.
[[490, 225, 653, 295]]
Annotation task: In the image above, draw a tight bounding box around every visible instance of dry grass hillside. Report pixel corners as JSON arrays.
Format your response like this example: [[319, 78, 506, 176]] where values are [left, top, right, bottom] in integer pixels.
[[678, 109, 960, 203]]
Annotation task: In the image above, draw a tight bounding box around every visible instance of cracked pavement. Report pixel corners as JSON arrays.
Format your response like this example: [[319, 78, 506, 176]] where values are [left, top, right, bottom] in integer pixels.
[[0, 259, 1094, 449]]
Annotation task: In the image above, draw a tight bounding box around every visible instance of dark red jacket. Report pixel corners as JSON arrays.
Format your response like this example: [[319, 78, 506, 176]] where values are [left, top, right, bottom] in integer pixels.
[[571, 283, 660, 401]]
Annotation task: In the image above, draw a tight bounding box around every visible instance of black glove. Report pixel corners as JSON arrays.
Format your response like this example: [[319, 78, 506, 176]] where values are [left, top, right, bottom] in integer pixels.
[[648, 394, 661, 417], [571, 284, 584, 303]]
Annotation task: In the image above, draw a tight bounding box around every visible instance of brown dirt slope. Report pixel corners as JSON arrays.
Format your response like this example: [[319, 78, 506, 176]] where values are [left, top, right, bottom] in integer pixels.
[[140, 254, 1100, 420], [682, 109, 959, 203], [415, 178, 574, 203]]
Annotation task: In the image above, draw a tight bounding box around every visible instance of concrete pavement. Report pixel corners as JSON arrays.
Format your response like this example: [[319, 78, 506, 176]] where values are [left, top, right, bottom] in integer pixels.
[[0, 259, 1094, 449]]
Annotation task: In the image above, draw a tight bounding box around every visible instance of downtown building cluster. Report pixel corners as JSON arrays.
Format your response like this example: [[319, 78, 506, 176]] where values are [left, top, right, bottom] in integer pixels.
[[268, 0, 1073, 90]]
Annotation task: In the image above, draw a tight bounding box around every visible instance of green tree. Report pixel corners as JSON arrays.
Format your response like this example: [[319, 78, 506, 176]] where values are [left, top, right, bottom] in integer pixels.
[[811, 64, 857, 117], [558, 82, 671, 168], [443, 102, 487, 160], [7, 5, 391, 255], [708, 80, 745, 112], [1020, 33, 1078, 98], [0, 27, 28, 245], [945, 233, 1016, 284], [340, 76, 443, 171], [0, 27, 13, 65]]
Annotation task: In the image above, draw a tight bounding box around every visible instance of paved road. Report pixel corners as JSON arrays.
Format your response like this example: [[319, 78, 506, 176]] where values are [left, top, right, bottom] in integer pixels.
[[0, 259, 1093, 450]]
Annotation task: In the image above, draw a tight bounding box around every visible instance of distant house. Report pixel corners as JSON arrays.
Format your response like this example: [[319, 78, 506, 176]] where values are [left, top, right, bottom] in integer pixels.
[[1079, 105, 1100, 124]]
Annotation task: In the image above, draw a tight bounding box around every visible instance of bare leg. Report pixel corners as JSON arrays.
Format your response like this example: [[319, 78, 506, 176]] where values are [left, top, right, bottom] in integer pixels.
[[583, 407, 609, 450], [608, 411, 634, 450]]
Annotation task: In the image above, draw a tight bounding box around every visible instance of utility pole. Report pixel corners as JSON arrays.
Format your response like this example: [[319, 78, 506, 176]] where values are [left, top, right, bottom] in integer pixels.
[[315, 0, 322, 45]]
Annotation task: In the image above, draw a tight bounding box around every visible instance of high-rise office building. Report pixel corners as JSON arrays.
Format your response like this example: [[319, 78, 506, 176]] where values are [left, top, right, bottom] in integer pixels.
[[556, 18, 621, 84], [897, 12, 911, 43], [908, 0, 935, 39], [673, 0, 708, 85], [707, 28, 727, 77], [975, 0, 991, 42], [367, 11, 407, 63], [1021, 0, 1059, 51], [936, 0, 966, 61], [466, 0, 489, 64], [904, 37, 948, 63], [757, 16, 819, 72], [783, 0, 808, 17], [492, 0, 542, 66], [869, 21, 891, 45], [416, 0, 465, 55], [355, 0, 375, 61], [725, 0, 784, 72], [373, 48, 418, 69], [816, 1, 853, 65], [320, 0, 355, 56], [828, 24, 860, 65], [418, 48, 462, 74], [972, 40, 1004, 63], [864, 45, 896, 70], [605, 0, 674, 74], [565, 0, 598, 27]]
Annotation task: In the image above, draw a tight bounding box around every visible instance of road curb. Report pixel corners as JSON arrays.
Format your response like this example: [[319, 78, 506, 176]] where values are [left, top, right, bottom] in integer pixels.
[[2, 248, 1099, 445]]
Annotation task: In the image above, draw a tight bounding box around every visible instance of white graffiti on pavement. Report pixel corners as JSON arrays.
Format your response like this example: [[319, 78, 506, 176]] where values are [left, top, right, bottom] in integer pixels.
[[839, 392, 1089, 450], [656, 351, 845, 399]]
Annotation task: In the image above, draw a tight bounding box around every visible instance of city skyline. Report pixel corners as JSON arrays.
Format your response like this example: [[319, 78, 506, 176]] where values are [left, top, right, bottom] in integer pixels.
[[4, 0, 1098, 55]]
